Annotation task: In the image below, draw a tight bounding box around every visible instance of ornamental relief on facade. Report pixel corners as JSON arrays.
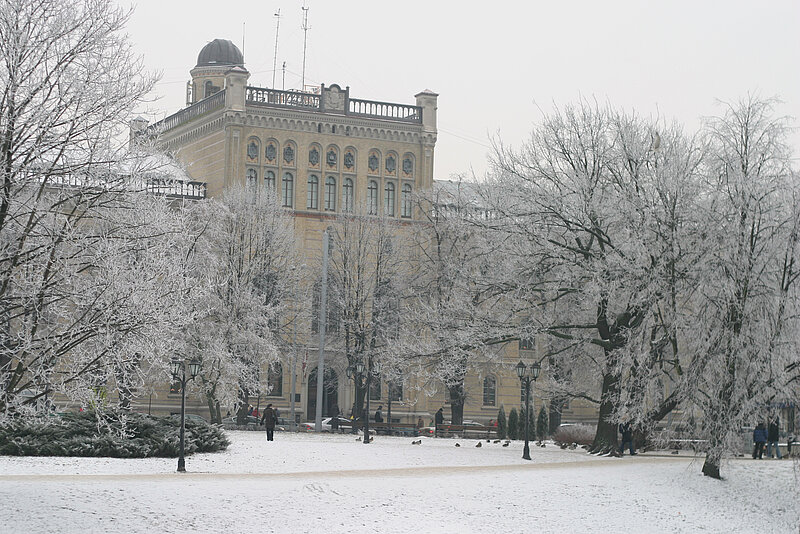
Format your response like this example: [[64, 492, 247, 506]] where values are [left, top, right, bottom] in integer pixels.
[[309, 147, 320, 167], [343, 150, 355, 170], [265, 143, 277, 162], [283, 145, 295, 165]]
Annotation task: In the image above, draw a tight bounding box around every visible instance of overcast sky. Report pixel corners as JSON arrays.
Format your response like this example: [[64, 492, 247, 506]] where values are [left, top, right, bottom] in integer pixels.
[[121, 0, 800, 181]]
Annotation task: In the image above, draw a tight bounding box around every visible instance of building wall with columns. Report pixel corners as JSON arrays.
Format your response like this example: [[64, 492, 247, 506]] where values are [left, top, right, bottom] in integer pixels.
[[135, 39, 562, 430]]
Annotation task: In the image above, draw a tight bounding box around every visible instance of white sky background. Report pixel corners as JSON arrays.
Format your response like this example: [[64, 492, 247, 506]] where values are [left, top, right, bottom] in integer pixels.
[[121, 0, 800, 181]]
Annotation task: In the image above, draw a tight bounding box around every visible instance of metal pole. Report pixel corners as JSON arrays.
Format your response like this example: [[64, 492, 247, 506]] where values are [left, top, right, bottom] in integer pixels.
[[522, 378, 531, 461], [289, 326, 297, 431], [178, 366, 187, 472], [363, 360, 371, 444], [314, 230, 329, 432], [387, 382, 392, 435]]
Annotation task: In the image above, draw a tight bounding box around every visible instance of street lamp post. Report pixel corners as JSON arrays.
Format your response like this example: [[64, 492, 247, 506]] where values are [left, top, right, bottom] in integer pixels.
[[362, 358, 382, 444], [170, 358, 200, 473], [515, 360, 541, 461]]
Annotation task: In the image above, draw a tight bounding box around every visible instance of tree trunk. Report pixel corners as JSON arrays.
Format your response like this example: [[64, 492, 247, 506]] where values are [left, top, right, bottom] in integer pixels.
[[548, 397, 565, 434], [236, 387, 250, 425], [702, 448, 723, 479], [590, 370, 620, 454], [448, 382, 465, 425]]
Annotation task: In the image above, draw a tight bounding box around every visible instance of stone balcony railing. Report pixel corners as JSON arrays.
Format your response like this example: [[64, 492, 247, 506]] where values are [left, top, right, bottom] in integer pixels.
[[245, 86, 423, 124], [147, 90, 226, 135]]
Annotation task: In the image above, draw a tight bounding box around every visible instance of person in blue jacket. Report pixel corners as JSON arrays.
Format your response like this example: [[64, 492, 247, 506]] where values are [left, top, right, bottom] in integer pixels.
[[752, 422, 767, 459]]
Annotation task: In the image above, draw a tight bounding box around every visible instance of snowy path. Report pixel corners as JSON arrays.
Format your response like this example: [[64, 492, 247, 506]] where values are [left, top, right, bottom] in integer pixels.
[[1, 431, 796, 533]]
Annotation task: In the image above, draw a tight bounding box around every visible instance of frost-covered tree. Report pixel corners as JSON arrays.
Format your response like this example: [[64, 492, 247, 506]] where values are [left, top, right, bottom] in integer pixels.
[[404, 181, 519, 425], [486, 102, 706, 452], [325, 207, 406, 419], [188, 185, 302, 424], [0, 0, 185, 414], [689, 97, 800, 479]]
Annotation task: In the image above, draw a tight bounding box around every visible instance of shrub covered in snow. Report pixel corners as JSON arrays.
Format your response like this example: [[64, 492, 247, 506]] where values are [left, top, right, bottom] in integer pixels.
[[553, 424, 596, 447], [0, 411, 229, 457]]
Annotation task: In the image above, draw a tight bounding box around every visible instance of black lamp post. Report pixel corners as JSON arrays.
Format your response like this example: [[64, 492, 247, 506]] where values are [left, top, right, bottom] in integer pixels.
[[515, 360, 541, 461], [362, 358, 381, 444], [170, 358, 200, 472]]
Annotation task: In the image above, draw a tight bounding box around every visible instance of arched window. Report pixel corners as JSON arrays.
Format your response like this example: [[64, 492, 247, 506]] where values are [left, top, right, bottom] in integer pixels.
[[267, 362, 283, 396], [204, 80, 214, 98], [384, 182, 395, 217], [483, 376, 496, 406], [324, 176, 336, 211], [246, 168, 258, 188], [282, 172, 294, 208], [369, 379, 381, 400], [388, 381, 402, 402], [307, 174, 319, 209], [265, 170, 276, 191], [343, 178, 354, 213], [401, 184, 412, 218], [367, 180, 378, 215]]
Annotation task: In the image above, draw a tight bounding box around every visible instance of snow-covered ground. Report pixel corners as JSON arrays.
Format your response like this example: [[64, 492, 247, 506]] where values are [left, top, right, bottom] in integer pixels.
[[1, 431, 797, 533]]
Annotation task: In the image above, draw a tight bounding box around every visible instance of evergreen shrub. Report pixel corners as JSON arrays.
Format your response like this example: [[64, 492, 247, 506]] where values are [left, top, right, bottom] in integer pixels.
[[0, 411, 229, 458]]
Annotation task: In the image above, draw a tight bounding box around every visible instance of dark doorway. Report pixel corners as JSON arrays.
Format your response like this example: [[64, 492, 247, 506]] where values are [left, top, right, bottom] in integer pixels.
[[307, 367, 339, 419]]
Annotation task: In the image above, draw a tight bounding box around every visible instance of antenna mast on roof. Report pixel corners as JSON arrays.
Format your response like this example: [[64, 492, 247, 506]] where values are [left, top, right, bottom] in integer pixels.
[[241, 22, 246, 63], [272, 9, 281, 88], [301, 2, 310, 90]]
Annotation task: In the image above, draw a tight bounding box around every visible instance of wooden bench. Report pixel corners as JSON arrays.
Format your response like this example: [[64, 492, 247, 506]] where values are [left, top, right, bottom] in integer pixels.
[[435, 424, 498, 439]]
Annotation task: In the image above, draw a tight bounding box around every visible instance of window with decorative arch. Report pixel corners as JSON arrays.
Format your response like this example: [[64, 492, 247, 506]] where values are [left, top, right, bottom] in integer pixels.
[[384, 182, 395, 217], [307, 174, 319, 209], [343, 178, 354, 213], [401, 184, 413, 218], [246, 168, 258, 188], [265, 170, 276, 191], [281, 172, 294, 207], [483, 376, 497, 406], [367, 180, 378, 215], [324, 176, 336, 211]]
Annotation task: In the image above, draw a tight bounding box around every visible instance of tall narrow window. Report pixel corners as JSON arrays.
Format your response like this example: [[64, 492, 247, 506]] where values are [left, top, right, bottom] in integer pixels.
[[307, 175, 319, 209], [384, 182, 395, 216], [324, 176, 336, 211], [367, 180, 378, 215], [401, 184, 413, 218], [282, 172, 294, 208], [267, 363, 283, 396], [343, 178, 354, 213], [265, 170, 276, 191], [370, 379, 382, 401], [483, 376, 496, 406], [246, 168, 258, 188]]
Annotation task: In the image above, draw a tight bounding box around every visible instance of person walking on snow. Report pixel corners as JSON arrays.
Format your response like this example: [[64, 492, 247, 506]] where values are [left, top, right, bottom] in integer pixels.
[[261, 403, 278, 442], [618, 421, 636, 456], [767, 417, 782, 459], [434, 407, 444, 438], [752, 422, 767, 459]]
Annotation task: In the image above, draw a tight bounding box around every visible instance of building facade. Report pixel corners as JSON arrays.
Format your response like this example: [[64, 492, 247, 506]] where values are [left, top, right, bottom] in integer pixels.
[[135, 39, 591, 429]]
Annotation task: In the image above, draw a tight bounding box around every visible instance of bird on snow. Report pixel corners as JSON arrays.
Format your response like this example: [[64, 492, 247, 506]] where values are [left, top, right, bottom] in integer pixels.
[[356, 436, 362, 441], [493, 439, 500, 444], [455, 443, 461, 447], [504, 440, 511, 445], [502, 442, 510, 447], [476, 442, 482, 448], [411, 439, 422, 445], [560, 443, 568, 449], [486, 439, 491, 443]]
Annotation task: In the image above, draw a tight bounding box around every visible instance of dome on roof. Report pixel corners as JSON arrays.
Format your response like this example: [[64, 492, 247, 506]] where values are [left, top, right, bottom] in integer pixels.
[[196, 39, 244, 68]]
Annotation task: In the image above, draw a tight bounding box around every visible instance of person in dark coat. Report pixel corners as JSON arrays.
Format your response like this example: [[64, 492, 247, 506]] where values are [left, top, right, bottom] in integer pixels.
[[374, 405, 384, 423], [618, 421, 636, 456], [767, 417, 782, 459], [752, 422, 768, 459], [261, 403, 278, 442], [434, 407, 444, 438]]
